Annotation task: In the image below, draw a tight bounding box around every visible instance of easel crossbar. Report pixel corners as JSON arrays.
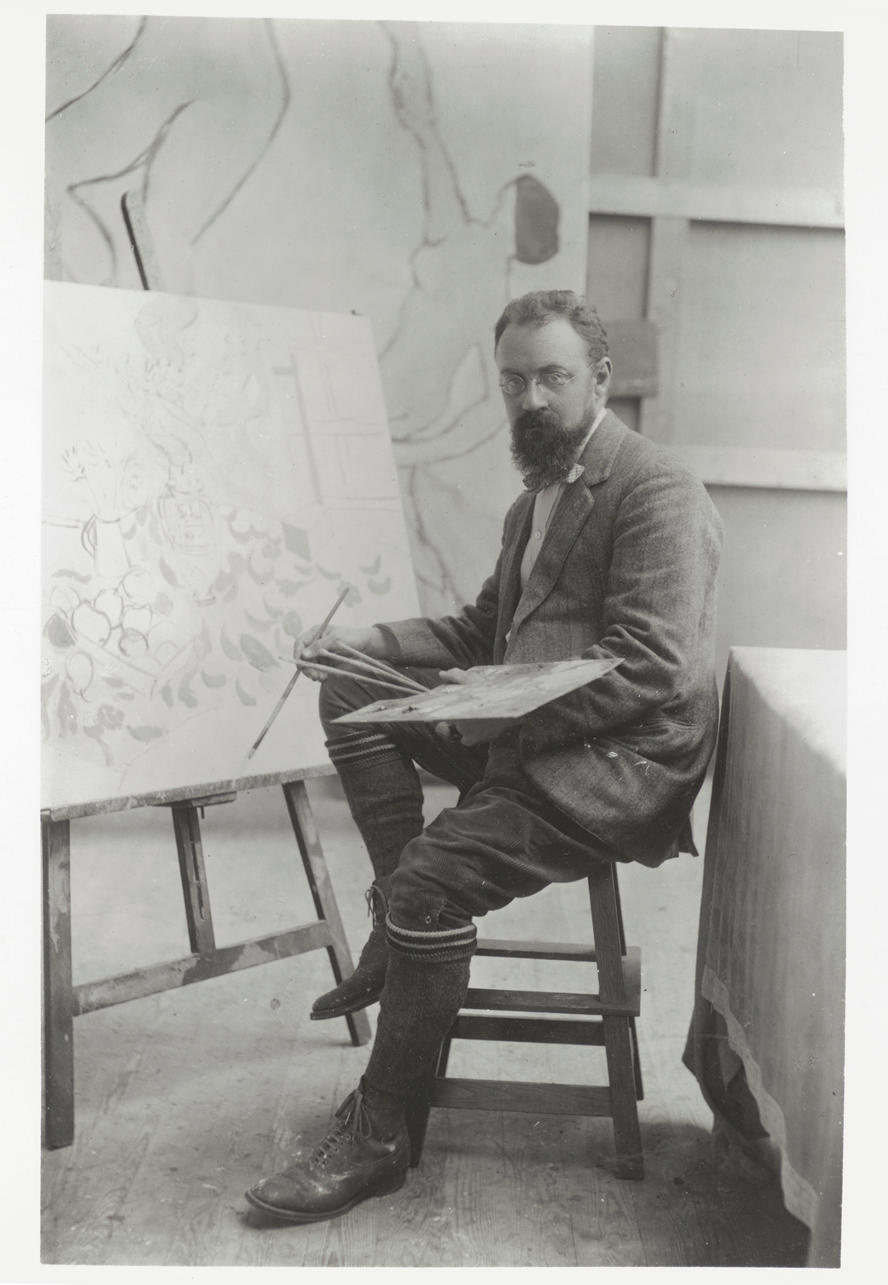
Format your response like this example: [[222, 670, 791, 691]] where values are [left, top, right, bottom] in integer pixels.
[[72, 921, 334, 1015]]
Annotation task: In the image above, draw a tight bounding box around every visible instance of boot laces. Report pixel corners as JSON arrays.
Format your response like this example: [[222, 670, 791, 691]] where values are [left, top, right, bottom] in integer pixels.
[[365, 883, 388, 928], [311, 1087, 373, 1167]]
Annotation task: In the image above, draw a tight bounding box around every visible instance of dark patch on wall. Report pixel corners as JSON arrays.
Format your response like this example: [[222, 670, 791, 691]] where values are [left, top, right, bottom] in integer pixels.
[[513, 174, 559, 265]]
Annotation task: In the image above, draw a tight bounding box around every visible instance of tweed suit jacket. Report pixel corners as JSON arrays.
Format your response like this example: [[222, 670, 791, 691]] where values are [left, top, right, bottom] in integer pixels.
[[380, 410, 724, 867]]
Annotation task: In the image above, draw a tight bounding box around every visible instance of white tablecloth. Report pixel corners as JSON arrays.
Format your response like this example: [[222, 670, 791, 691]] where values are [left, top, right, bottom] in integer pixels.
[[684, 647, 845, 1267]]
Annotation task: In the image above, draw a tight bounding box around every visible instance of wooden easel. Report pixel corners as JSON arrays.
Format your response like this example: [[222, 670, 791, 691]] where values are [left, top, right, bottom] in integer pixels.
[[42, 765, 370, 1150], [43, 198, 374, 1149]]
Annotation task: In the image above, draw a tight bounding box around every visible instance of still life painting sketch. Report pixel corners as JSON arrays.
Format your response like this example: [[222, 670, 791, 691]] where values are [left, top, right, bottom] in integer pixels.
[[41, 281, 419, 809]]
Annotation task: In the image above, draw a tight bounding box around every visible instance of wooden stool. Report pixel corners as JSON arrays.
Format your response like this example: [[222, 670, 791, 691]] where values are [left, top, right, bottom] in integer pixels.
[[406, 861, 644, 1179]]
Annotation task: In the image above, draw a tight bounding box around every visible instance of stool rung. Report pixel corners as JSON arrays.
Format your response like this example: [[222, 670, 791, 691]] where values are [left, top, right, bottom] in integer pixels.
[[464, 978, 639, 1019], [475, 937, 597, 961], [429, 1076, 613, 1117], [450, 1012, 605, 1045]]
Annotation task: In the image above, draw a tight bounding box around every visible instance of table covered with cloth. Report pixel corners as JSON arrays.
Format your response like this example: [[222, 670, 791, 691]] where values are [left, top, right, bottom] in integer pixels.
[[683, 647, 845, 1268]]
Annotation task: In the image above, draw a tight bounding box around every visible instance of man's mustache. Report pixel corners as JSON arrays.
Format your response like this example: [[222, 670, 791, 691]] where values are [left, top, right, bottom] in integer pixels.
[[513, 407, 565, 436]]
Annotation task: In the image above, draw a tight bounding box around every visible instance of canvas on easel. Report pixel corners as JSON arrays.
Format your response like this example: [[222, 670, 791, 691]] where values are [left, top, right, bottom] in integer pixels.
[[41, 282, 419, 813]]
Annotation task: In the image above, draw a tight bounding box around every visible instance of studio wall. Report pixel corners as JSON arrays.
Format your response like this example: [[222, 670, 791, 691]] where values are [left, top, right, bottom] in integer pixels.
[[586, 27, 846, 676], [44, 15, 592, 616]]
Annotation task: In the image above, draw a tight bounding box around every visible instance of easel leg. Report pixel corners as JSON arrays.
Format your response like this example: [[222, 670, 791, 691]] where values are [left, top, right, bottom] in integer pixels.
[[170, 802, 217, 954], [282, 781, 371, 1047], [42, 817, 74, 1149]]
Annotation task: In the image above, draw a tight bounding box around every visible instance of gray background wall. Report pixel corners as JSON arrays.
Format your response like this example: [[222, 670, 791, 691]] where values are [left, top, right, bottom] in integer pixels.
[[44, 18, 846, 681], [586, 27, 845, 679]]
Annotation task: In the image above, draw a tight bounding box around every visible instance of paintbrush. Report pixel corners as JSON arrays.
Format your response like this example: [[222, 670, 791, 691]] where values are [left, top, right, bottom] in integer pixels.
[[316, 644, 427, 693], [283, 658, 419, 695], [246, 583, 350, 759]]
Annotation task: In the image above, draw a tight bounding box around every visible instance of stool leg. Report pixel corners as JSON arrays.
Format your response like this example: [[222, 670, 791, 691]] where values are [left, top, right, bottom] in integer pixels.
[[404, 1086, 432, 1168], [404, 1042, 449, 1169], [588, 867, 644, 1179], [435, 1029, 455, 1079], [602, 1015, 644, 1179], [43, 817, 75, 1149], [589, 865, 626, 1005], [405, 998, 459, 1167], [609, 869, 644, 1101]]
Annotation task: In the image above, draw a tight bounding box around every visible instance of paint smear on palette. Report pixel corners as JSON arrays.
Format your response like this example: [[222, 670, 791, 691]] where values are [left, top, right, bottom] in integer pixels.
[[334, 659, 622, 724]]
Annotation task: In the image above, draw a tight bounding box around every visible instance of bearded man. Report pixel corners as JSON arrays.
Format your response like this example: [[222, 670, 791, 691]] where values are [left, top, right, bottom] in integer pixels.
[[246, 289, 724, 1223]]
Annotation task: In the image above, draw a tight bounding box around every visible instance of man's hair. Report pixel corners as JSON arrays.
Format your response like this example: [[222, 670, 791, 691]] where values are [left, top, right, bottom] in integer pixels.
[[493, 290, 609, 364]]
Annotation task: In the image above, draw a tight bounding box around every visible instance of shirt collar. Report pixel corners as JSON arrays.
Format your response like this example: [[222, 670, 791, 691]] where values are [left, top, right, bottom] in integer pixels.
[[562, 407, 607, 484]]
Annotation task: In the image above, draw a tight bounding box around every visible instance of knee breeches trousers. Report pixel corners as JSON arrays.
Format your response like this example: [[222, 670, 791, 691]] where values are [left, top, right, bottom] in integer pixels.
[[319, 669, 611, 935]]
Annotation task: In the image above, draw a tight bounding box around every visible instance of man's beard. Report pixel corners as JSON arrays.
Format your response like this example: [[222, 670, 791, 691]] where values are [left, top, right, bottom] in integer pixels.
[[510, 407, 588, 490]]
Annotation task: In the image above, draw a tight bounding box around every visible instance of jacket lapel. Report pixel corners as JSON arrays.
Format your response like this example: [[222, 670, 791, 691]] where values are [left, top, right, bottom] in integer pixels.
[[508, 478, 594, 634], [507, 411, 628, 637], [495, 495, 533, 661]]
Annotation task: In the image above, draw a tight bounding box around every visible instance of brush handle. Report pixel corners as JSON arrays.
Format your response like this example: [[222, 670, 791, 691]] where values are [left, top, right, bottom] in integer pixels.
[[291, 659, 419, 694], [246, 583, 351, 758], [317, 644, 427, 693]]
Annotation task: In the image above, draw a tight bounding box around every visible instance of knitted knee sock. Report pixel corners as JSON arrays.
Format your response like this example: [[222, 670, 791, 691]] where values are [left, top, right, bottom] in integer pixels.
[[325, 730, 425, 883], [361, 918, 476, 1115]]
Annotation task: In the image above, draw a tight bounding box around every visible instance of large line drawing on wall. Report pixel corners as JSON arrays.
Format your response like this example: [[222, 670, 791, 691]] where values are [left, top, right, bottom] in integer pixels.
[[378, 22, 563, 602], [44, 16, 591, 615], [45, 15, 291, 292]]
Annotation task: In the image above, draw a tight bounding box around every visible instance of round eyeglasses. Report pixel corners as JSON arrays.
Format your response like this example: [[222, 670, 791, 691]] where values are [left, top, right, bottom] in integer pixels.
[[498, 369, 580, 398]]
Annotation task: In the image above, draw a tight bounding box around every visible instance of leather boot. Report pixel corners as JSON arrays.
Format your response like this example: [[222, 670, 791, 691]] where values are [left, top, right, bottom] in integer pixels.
[[245, 1080, 410, 1223], [311, 880, 389, 1020]]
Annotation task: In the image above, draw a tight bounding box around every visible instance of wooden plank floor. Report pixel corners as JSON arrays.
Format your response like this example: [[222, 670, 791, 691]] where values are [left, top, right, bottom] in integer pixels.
[[40, 776, 810, 1268]]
